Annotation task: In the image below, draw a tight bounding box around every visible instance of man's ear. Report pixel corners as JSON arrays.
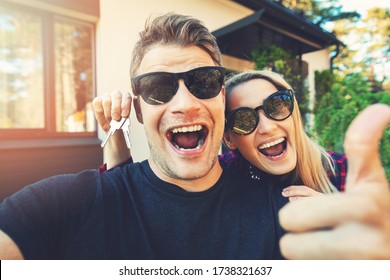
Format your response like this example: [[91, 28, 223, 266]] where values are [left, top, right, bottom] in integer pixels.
[[223, 131, 238, 150], [221, 85, 226, 106], [133, 96, 143, 124]]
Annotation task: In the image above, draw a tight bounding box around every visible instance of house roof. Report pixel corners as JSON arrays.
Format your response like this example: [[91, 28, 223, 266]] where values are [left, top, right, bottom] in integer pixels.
[[213, 0, 342, 59]]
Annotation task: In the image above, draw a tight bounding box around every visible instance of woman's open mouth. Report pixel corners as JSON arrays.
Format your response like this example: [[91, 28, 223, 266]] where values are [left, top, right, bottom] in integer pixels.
[[258, 137, 287, 158], [167, 125, 208, 151]]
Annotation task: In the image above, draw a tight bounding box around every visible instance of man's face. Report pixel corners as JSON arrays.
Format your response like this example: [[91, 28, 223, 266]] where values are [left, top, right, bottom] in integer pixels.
[[135, 45, 225, 190]]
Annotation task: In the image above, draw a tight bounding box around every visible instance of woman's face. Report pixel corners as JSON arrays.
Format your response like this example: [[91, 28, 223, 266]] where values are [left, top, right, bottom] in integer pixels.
[[225, 78, 297, 175]]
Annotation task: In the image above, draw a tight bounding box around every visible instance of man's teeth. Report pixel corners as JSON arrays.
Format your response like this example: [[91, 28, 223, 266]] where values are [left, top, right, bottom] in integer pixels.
[[259, 138, 285, 149], [174, 141, 204, 151], [170, 125, 205, 151], [171, 125, 202, 134]]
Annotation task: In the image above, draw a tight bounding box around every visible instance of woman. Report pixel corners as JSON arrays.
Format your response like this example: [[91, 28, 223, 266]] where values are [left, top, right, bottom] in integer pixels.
[[221, 70, 346, 199], [93, 70, 347, 199]]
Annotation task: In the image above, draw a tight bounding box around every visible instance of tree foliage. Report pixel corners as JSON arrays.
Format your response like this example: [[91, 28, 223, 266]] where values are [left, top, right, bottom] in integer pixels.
[[278, 1, 389, 89], [314, 71, 390, 179], [330, 6, 389, 91], [313, 69, 335, 114], [277, 0, 360, 26]]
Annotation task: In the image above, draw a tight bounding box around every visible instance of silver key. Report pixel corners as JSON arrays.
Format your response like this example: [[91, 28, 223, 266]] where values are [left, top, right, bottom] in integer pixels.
[[121, 118, 132, 149], [100, 118, 128, 148]]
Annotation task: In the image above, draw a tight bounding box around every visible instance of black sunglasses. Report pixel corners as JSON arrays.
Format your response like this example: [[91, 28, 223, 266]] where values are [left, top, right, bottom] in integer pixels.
[[226, 89, 294, 135], [132, 66, 225, 105]]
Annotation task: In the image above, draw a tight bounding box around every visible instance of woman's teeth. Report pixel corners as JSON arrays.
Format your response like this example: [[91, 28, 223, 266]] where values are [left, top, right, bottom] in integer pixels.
[[258, 138, 285, 150], [258, 137, 287, 157]]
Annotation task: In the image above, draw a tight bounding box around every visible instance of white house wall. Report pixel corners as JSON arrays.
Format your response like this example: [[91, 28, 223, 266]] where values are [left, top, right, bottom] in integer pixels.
[[302, 49, 331, 127]]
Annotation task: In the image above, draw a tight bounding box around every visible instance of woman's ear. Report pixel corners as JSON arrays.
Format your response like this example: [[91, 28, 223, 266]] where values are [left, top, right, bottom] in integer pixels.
[[223, 131, 238, 150], [133, 96, 143, 124]]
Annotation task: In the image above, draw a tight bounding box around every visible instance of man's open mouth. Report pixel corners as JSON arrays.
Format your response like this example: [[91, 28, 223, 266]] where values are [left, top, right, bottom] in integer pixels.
[[167, 125, 208, 150], [258, 137, 287, 157]]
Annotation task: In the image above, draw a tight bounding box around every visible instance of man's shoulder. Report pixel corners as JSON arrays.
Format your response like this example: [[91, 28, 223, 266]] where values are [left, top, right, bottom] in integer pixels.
[[100, 161, 146, 180], [47, 169, 99, 184], [4, 169, 100, 204]]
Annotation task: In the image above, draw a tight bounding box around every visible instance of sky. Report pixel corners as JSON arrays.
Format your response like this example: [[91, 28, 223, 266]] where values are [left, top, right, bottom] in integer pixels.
[[339, 0, 390, 15]]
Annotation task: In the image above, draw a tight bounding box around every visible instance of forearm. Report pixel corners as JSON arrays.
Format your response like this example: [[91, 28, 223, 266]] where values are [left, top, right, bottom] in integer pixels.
[[0, 230, 24, 260], [103, 132, 132, 169]]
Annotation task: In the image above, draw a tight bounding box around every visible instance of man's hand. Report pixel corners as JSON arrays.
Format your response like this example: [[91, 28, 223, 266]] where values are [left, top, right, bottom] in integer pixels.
[[279, 104, 390, 259]]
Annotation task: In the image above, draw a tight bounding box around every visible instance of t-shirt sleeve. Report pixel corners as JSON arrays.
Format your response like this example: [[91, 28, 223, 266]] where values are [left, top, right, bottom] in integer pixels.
[[0, 170, 99, 259]]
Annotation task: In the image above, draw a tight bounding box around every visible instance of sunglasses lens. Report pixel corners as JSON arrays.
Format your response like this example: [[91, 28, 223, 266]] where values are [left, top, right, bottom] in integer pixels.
[[138, 73, 177, 105], [265, 92, 294, 120], [227, 109, 258, 135], [226, 90, 294, 135], [135, 67, 224, 105], [186, 68, 224, 99]]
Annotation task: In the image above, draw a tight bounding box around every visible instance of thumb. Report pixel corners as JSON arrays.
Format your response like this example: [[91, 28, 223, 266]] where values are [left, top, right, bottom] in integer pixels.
[[344, 104, 390, 190]]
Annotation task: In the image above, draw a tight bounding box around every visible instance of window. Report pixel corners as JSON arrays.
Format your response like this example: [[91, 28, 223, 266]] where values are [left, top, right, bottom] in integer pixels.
[[0, 3, 95, 138], [54, 18, 95, 133]]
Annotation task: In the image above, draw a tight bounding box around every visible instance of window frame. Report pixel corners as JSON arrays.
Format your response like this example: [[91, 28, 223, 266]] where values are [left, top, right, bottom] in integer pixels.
[[0, 1, 97, 139]]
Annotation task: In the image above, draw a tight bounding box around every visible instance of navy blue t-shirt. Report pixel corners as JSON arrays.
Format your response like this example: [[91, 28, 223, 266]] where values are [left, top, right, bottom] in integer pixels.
[[0, 160, 287, 259]]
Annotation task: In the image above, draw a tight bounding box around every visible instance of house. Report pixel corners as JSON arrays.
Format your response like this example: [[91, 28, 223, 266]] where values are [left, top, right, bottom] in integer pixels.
[[0, 0, 340, 201]]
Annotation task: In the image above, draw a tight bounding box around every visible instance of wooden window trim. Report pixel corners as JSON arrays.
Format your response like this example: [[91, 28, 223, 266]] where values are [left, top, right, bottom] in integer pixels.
[[0, 1, 97, 139], [0, 136, 101, 150], [2, 0, 99, 22]]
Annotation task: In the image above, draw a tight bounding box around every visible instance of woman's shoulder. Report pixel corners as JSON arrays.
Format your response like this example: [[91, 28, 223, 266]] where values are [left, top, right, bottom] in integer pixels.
[[219, 150, 246, 170], [327, 151, 348, 191], [328, 151, 347, 164]]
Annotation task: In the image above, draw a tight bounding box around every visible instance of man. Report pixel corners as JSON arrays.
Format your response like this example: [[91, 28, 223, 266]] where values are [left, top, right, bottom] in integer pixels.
[[0, 13, 389, 260], [0, 13, 284, 260]]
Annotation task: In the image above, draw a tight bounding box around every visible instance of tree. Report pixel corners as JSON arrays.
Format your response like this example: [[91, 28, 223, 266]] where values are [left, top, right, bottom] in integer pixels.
[[277, 0, 360, 27], [313, 69, 335, 114], [332, 7, 390, 91], [362, 8, 390, 91]]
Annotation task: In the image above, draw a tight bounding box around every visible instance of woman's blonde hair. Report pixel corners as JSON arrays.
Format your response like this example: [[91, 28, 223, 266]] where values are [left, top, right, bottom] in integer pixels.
[[225, 70, 338, 193]]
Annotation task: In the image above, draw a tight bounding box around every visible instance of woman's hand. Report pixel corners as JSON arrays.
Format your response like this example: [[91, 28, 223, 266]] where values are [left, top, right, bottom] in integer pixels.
[[92, 91, 132, 169], [92, 90, 132, 132], [282, 185, 324, 201]]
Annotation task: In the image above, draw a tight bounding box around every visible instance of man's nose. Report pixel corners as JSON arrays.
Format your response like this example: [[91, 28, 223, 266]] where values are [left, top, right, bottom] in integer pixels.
[[168, 80, 202, 113]]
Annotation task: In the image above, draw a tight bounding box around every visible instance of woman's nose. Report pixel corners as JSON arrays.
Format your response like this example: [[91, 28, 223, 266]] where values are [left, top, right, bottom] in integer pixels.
[[256, 110, 277, 134]]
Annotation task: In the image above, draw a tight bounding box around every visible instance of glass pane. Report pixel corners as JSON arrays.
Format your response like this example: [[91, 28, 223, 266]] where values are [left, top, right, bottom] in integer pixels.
[[0, 5, 44, 129], [54, 18, 95, 132]]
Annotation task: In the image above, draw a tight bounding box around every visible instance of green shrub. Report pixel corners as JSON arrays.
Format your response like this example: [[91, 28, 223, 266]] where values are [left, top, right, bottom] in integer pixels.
[[252, 45, 309, 117]]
